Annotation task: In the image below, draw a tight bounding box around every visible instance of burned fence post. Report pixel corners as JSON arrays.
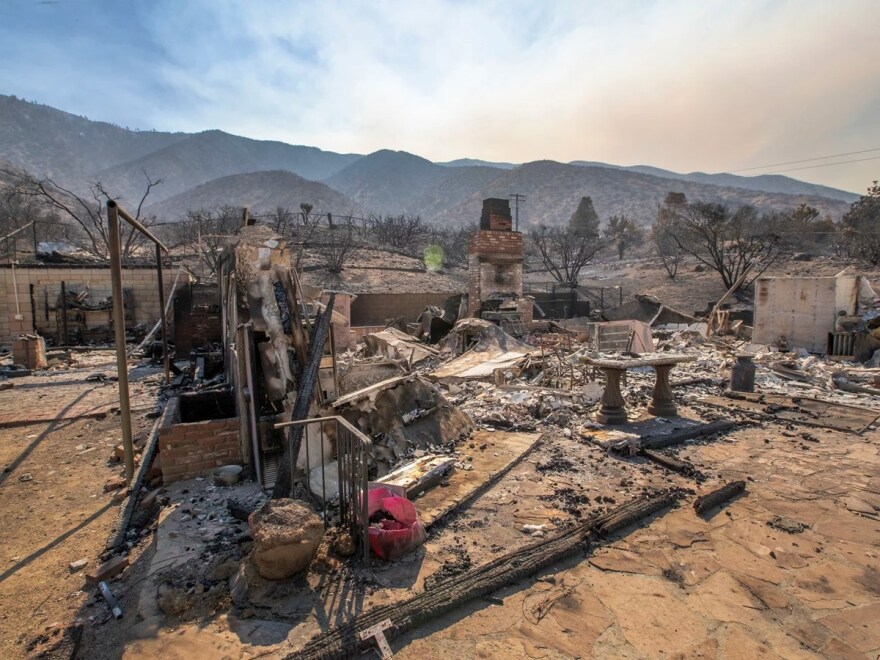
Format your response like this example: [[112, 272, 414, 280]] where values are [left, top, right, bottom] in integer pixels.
[[155, 243, 171, 384], [107, 202, 135, 482], [106, 200, 169, 485]]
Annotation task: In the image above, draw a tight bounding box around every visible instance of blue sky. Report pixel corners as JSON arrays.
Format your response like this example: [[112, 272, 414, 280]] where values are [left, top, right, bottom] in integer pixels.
[[1, 0, 878, 192]]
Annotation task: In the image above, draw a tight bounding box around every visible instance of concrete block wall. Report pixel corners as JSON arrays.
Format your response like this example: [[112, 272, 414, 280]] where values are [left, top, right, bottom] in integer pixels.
[[0, 265, 188, 343], [157, 396, 242, 484], [753, 276, 858, 352], [349, 292, 461, 327]]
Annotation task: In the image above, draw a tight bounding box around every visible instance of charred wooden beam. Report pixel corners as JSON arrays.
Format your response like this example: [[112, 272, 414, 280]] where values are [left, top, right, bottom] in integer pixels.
[[693, 480, 746, 514], [272, 293, 336, 499], [638, 419, 737, 451]]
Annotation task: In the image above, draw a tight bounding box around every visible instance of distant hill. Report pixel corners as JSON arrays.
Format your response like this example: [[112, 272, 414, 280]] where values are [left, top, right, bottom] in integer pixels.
[[325, 150, 507, 217], [570, 160, 859, 203], [324, 150, 452, 214], [428, 160, 852, 228], [145, 170, 361, 221], [0, 94, 859, 229], [438, 158, 518, 170], [94, 130, 361, 206], [0, 95, 186, 187]]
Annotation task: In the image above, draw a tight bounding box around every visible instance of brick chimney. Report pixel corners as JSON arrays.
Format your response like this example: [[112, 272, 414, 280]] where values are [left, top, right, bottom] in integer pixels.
[[480, 198, 513, 232], [467, 198, 526, 319]]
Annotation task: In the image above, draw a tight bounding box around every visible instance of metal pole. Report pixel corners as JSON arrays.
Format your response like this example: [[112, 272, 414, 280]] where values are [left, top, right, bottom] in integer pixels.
[[60, 281, 68, 346], [29, 284, 36, 333], [107, 203, 135, 484], [155, 244, 170, 384]]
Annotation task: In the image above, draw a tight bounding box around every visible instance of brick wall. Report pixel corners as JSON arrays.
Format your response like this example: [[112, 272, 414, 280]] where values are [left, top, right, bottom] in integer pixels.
[[349, 292, 462, 327], [467, 230, 523, 256], [0, 265, 189, 343], [173, 283, 221, 355], [157, 396, 243, 484]]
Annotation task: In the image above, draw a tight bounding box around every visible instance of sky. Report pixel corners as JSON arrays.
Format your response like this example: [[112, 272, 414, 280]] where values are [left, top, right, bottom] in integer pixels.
[[1, 0, 878, 193]]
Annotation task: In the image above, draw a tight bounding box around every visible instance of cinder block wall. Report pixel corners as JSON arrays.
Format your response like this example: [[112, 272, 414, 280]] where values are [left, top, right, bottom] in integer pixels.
[[753, 276, 858, 352], [158, 397, 242, 484], [0, 265, 189, 343], [349, 292, 461, 327]]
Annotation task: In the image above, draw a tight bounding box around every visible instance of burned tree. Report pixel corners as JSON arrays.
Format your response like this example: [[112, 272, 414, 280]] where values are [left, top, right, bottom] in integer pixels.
[[370, 214, 428, 253], [841, 181, 880, 264], [27, 170, 162, 259], [664, 202, 784, 289], [268, 206, 296, 235], [171, 205, 242, 275], [317, 219, 357, 274], [652, 192, 687, 279], [528, 197, 604, 285], [604, 214, 643, 260], [529, 224, 603, 285]]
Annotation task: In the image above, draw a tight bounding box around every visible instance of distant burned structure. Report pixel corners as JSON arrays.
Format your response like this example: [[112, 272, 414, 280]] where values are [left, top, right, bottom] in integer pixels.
[[467, 198, 532, 328]]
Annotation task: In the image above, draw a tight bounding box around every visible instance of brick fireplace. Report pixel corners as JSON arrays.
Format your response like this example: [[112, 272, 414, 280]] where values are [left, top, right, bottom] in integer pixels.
[[467, 199, 532, 322]]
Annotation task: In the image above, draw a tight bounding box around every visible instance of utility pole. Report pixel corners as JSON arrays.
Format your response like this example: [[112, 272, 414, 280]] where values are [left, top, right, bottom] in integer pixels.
[[509, 193, 526, 231]]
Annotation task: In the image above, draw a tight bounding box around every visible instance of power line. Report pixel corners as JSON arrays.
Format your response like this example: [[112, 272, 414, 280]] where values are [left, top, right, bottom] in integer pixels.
[[729, 147, 880, 173], [762, 155, 880, 175]]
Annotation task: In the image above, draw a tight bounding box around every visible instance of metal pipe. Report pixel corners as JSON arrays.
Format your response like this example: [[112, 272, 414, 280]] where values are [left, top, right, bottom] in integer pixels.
[[107, 203, 135, 483], [60, 281, 68, 346], [29, 284, 36, 332], [98, 581, 123, 619], [155, 244, 170, 383], [319, 422, 326, 522], [107, 201, 168, 251], [240, 326, 261, 487], [10, 261, 22, 321]]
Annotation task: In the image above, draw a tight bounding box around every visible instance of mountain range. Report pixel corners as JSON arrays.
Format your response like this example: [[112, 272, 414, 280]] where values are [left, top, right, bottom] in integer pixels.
[[0, 94, 859, 227]]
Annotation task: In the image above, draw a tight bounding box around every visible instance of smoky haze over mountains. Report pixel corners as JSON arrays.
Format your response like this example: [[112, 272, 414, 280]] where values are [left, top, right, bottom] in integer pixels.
[[0, 95, 856, 226]]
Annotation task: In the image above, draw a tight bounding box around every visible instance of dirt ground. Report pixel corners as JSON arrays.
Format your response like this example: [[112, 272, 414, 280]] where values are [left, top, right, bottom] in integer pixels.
[[75, 394, 879, 660], [0, 358, 159, 659]]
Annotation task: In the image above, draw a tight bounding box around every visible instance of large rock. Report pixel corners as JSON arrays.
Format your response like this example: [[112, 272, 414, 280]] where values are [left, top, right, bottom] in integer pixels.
[[248, 499, 324, 580]]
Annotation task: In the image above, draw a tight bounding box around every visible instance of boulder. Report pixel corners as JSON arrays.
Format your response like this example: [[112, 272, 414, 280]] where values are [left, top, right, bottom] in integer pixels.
[[248, 499, 324, 580]]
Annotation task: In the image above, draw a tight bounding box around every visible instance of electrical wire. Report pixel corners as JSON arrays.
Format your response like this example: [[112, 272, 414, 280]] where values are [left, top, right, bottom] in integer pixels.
[[729, 147, 880, 173], [760, 155, 880, 175]]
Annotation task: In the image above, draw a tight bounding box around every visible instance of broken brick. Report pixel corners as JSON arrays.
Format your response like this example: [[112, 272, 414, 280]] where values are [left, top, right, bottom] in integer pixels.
[[85, 555, 129, 585]]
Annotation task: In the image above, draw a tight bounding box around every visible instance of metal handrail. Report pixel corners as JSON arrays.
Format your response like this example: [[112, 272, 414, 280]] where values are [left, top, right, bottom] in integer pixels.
[[275, 415, 373, 563]]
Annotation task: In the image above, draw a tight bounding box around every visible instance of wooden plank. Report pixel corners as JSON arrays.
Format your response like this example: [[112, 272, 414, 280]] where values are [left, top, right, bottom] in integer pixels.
[[416, 431, 541, 527], [330, 375, 414, 408]]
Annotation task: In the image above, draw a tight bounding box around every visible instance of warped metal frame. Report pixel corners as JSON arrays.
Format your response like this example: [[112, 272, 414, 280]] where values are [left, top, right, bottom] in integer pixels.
[[275, 415, 373, 564]]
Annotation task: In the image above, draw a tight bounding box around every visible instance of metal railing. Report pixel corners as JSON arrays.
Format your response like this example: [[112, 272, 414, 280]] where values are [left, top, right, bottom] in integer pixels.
[[274, 415, 373, 564], [522, 281, 624, 316]]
